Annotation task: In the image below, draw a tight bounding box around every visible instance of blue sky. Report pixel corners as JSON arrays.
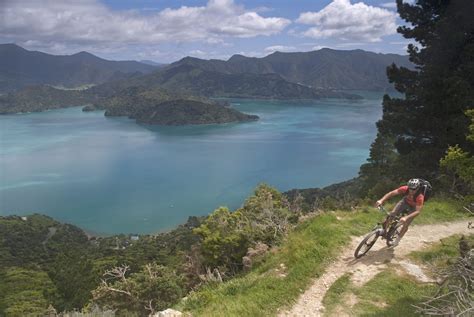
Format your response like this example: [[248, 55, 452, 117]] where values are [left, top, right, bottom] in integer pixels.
[[1, 0, 413, 63]]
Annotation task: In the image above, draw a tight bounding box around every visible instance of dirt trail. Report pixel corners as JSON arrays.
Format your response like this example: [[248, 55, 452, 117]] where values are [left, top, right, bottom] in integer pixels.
[[279, 220, 472, 317]]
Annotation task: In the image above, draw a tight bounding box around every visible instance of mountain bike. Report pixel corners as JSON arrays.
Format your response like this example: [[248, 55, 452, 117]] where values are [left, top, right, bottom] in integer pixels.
[[353, 206, 405, 258]]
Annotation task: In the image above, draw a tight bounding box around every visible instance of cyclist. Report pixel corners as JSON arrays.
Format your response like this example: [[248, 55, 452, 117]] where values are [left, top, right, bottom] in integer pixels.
[[375, 179, 425, 247]]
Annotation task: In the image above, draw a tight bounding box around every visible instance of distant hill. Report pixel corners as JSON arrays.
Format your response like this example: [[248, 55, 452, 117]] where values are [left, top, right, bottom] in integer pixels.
[[168, 48, 413, 91], [100, 86, 259, 125], [133, 99, 259, 125], [0, 44, 157, 92], [0, 84, 258, 125], [107, 63, 362, 100], [0, 85, 96, 114], [139, 60, 167, 67]]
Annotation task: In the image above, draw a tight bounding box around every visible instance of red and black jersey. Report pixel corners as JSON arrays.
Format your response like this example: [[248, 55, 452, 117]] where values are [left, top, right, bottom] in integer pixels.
[[396, 185, 424, 207]]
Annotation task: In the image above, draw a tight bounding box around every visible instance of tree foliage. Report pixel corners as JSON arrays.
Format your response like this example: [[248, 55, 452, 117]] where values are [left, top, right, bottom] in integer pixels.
[[0, 267, 58, 316], [0, 213, 199, 315], [361, 0, 474, 191], [440, 109, 474, 194], [194, 184, 293, 275]]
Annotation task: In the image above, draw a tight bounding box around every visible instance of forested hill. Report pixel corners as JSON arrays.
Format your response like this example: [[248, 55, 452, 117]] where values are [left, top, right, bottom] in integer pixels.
[[0, 44, 156, 92], [0, 213, 201, 314], [122, 63, 362, 100], [168, 48, 413, 91]]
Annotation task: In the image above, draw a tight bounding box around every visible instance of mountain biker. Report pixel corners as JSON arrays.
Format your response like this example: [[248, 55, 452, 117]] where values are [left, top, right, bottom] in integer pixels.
[[375, 179, 425, 247]]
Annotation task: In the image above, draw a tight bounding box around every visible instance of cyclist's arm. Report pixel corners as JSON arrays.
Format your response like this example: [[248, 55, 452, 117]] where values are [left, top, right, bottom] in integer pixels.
[[376, 189, 400, 206]]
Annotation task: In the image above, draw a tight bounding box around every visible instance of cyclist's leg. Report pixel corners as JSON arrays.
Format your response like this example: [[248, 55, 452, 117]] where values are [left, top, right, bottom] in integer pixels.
[[384, 199, 405, 230], [398, 207, 416, 240], [385, 200, 411, 246]]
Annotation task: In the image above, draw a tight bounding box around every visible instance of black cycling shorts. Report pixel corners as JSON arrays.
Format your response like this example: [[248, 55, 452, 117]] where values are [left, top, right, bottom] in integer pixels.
[[391, 198, 416, 216]]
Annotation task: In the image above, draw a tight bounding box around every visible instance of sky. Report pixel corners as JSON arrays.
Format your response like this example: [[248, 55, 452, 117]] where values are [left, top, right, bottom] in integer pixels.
[[0, 0, 415, 63]]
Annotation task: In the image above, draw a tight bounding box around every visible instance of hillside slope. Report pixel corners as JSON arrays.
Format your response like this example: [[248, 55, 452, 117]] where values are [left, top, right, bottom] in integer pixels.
[[0, 44, 156, 92], [279, 221, 472, 316], [178, 199, 471, 317]]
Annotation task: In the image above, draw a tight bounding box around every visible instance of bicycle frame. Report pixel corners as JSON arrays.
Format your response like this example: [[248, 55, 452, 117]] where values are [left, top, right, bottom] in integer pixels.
[[354, 206, 405, 258]]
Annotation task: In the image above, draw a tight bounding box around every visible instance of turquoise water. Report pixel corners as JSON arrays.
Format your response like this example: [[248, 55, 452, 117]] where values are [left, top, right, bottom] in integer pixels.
[[0, 94, 383, 234]]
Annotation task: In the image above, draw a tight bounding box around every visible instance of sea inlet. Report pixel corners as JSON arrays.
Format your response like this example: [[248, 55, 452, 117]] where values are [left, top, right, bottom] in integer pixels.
[[0, 93, 383, 234]]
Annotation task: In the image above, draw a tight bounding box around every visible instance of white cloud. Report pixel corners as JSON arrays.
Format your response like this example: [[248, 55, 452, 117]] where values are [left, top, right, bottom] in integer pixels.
[[335, 42, 366, 47], [0, 0, 290, 49], [264, 45, 296, 53], [311, 45, 328, 51], [236, 50, 266, 58], [296, 0, 397, 42], [189, 50, 207, 57]]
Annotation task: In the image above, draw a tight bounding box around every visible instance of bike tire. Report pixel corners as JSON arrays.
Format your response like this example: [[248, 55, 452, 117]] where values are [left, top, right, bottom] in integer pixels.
[[354, 229, 380, 258], [386, 222, 404, 247]]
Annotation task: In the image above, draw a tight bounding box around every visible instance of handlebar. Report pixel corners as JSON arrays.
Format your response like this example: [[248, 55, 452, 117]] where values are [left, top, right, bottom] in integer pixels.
[[377, 205, 388, 214]]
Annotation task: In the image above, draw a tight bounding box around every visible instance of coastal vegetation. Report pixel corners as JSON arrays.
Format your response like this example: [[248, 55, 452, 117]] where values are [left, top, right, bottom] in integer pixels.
[[0, 85, 94, 114], [0, 85, 259, 125], [1, 196, 470, 316], [0, 0, 472, 316], [100, 86, 258, 125]]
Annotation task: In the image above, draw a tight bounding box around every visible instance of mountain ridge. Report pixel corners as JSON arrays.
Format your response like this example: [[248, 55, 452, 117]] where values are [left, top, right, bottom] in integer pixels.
[[169, 48, 412, 91], [0, 43, 157, 92]]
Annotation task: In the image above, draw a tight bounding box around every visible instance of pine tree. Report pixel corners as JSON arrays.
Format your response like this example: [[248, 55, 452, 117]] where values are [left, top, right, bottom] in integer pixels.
[[365, 0, 474, 182]]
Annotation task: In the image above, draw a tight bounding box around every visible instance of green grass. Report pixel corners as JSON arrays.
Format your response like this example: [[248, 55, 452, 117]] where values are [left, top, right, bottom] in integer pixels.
[[318, 270, 437, 317], [409, 234, 474, 269], [180, 212, 351, 316], [322, 273, 352, 316], [321, 271, 437, 317], [351, 270, 436, 317], [410, 199, 470, 224], [178, 198, 469, 316], [328, 233, 473, 316]]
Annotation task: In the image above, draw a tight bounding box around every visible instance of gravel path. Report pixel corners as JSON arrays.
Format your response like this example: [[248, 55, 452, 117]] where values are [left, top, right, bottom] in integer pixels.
[[278, 220, 472, 317]]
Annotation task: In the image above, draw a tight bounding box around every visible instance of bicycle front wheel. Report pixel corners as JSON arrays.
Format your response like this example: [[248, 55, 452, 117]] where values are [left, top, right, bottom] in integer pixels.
[[354, 229, 380, 258]]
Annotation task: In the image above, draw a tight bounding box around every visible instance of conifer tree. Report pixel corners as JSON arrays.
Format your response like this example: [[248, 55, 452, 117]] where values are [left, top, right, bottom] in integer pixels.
[[363, 0, 474, 183]]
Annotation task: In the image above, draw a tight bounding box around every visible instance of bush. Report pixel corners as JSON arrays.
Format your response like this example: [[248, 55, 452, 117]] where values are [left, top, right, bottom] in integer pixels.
[[193, 184, 292, 276], [91, 263, 183, 316]]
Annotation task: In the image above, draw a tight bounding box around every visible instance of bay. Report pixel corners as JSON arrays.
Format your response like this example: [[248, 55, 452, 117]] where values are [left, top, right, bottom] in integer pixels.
[[0, 92, 383, 234]]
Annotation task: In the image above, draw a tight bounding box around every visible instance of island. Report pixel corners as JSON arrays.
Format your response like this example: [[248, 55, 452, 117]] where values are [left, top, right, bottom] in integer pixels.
[[0, 85, 259, 125], [131, 99, 258, 125]]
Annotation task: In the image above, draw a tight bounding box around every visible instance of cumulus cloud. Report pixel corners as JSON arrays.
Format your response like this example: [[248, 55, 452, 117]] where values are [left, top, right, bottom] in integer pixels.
[[296, 0, 397, 42], [264, 45, 296, 53], [0, 0, 290, 49], [311, 45, 329, 51], [189, 49, 207, 57]]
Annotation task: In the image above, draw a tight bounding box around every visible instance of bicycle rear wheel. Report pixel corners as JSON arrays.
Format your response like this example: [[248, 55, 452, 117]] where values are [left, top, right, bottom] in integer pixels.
[[354, 229, 380, 258]]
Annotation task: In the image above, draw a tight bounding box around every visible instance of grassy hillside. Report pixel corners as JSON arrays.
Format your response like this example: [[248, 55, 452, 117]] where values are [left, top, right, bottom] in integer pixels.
[[177, 199, 471, 316], [322, 234, 474, 316]]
